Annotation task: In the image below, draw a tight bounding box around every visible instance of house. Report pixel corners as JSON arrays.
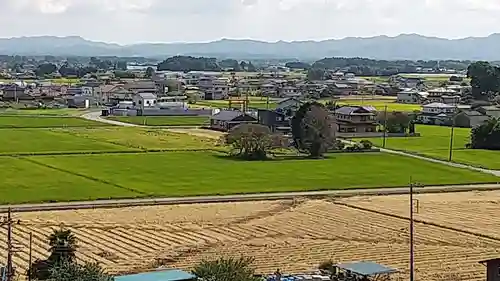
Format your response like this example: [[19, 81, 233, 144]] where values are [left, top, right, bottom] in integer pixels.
[[417, 102, 456, 125], [116, 270, 196, 281], [81, 81, 103, 97], [100, 85, 134, 104], [198, 77, 229, 100], [275, 97, 303, 114], [479, 258, 500, 281], [210, 110, 257, 131], [258, 109, 290, 133], [477, 106, 500, 118], [454, 110, 489, 128], [124, 81, 158, 94], [133, 93, 157, 110], [281, 86, 300, 97], [67, 95, 92, 108], [333, 106, 378, 133], [426, 87, 459, 104], [397, 89, 428, 104], [332, 83, 354, 95], [1, 84, 28, 101]]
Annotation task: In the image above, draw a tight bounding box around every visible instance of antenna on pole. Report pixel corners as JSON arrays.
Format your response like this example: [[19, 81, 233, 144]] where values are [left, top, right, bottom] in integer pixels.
[[1, 208, 21, 281]]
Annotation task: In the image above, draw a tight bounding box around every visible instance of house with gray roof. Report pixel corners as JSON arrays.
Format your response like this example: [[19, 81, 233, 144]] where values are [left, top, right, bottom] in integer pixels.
[[332, 105, 378, 133], [210, 110, 257, 131]]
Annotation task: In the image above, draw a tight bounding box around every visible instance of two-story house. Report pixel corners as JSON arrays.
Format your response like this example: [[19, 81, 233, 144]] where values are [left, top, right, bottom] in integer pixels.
[[133, 93, 157, 110], [417, 102, 456, 125], [198, 77, 229, 100], [426, 87, 460, 104], [257, 109, 290, 133], [333, 106, 378, 133]]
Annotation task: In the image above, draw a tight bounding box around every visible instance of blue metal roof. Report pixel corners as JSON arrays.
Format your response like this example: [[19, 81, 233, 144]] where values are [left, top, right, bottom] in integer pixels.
[[336, 261, 397, 276], [116, 270, 196, 281]]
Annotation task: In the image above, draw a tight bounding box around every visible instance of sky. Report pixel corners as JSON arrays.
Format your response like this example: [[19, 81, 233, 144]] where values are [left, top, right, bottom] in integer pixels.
[[1, 0, 500, 44]]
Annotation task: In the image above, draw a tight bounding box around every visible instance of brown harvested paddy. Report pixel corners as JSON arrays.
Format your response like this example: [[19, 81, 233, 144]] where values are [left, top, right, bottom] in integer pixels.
[[5, 192, 500, 281]]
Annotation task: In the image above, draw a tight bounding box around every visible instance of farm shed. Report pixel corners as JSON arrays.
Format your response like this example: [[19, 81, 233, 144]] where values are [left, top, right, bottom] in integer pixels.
[[116, 269, 196, 281]]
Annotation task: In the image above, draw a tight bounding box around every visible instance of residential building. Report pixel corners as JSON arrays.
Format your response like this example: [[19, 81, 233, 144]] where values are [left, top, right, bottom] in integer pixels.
[[1, 84, 28, 101], [477, 106, 500, 118], [133, 93, 157, 110], [81, 81, 103, 97], [209, 110, 257, 131], [397, 89, 428, 104], [275, 97, 303, 114], [281, 86, 300, 97], [417, 102, 456, 124], [454, 110, 489, 128], [333, 106, 378, 133], [124, 81, 158, 94], [198, 77, 229, 100], [331, 83, 355, 95], [257, 109, 290, 133], [426, 87, 459, 103]]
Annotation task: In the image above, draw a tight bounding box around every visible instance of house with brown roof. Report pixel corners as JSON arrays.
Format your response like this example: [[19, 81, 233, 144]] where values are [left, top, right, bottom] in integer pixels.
[[333, 105, 378, 133]]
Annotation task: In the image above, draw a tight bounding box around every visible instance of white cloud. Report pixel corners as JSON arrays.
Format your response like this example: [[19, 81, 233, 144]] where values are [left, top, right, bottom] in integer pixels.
[[0, 0, 499, 44]]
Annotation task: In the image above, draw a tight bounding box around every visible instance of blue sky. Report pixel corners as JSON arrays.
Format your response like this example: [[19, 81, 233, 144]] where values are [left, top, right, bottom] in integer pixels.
[[1, 0, 500, 44]]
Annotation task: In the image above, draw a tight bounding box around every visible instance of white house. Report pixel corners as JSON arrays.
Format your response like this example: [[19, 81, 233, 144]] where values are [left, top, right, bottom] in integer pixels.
[[397, 89, 428, 104], [418, 102, 456, 124], [133, 93, 157, 110]]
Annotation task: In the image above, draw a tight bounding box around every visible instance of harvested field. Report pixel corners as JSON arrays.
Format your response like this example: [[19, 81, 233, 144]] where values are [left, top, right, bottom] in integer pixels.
[[3, 194, 500, 281], [107, 116, 210, 126]]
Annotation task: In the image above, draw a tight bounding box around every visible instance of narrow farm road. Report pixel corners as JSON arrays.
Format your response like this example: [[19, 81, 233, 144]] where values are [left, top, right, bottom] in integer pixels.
[[81, 111, 143, 127], [2, 183, 500, 212], [342, 140, 500, 177]]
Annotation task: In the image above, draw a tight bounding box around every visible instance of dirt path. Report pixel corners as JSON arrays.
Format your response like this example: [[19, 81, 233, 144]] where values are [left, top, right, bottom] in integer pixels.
[[1, 183, 500, 213]]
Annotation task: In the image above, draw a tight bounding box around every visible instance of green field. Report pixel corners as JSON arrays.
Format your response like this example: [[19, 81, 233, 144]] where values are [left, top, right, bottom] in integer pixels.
[[0, 108, 85, 116], [366, 125, 500, 169], [0, 157, 140, 204], [107, 116, 210, 126], [0, 129, 129, 154], [22, 152, 497, 202], [0, 116, 106, 128], [60, 127, 216, 151]]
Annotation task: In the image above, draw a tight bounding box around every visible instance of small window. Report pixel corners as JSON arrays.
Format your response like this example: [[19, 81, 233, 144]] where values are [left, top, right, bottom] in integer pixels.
[[497, 266, 500, 276], [276, 116, 283, 122]]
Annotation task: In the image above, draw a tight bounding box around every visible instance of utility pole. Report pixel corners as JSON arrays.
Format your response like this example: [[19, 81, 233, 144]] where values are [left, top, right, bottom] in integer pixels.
[[382, 105, 388, 148], [0, 208, 15, 281], [409, 179, 423, 281], [448, 107, 457, 162], [28, 232, 32, 281]]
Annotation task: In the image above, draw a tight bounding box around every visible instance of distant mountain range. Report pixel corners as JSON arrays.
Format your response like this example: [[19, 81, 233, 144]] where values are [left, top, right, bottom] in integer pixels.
[[3, 34, 500, 60]]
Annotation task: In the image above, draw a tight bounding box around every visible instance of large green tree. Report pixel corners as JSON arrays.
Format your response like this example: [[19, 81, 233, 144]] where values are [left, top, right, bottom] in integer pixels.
[[467, 61, 500, 100], [192, 257, 260, 281], [222, 123, 286, 160], [469, 117, 500, 150], [35, 63, 57, 77], [291, 102, 336, 158]]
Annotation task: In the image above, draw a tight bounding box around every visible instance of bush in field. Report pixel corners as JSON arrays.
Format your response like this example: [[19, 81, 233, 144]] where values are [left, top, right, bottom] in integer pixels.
[[192, 256, 260, 281], [360, 140, 373, 149], [221, 123, 287, 160]]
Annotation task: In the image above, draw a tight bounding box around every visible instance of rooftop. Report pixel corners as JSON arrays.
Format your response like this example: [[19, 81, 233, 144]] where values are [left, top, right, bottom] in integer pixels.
[[211, 110, 244, 121], [423, 102, 455, 108], [336, 261, 397, 276], [116, 270, 196, 281]]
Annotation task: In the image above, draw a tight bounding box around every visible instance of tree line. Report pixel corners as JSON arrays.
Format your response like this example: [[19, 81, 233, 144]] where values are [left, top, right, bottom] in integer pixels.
[[157, 56, 257, 72]]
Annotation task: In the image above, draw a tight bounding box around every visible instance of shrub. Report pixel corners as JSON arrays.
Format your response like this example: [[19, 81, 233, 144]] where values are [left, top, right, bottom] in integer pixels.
[[360, 140, 373, 149]]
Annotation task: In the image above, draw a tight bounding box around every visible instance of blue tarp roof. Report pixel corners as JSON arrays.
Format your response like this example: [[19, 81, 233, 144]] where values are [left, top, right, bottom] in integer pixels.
[[116, 270, 196, 281], [336, 261, 397, 276]]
